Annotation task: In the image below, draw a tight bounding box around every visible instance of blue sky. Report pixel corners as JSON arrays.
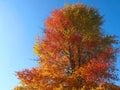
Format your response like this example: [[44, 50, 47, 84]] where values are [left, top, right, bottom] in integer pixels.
[[0, 0, 120, 90]]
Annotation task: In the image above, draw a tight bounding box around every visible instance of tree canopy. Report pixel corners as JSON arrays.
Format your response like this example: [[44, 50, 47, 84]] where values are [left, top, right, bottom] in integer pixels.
[[13, 3, 119, 90]]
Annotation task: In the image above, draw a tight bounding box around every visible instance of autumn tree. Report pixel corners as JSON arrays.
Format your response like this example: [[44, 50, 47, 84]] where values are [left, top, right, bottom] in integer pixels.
[[13, 3, 119, 90]]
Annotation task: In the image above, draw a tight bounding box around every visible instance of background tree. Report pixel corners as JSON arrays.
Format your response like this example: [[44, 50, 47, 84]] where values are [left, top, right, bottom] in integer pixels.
[[13, 3, 119, 90]]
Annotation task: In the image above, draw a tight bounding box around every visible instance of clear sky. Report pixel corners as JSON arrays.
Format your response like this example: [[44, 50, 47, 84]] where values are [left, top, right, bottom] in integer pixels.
[[0, 0, 120, 90]]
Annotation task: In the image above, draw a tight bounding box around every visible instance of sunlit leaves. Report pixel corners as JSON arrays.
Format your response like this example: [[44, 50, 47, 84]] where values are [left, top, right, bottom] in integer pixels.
[[14, 3, 119, 90]]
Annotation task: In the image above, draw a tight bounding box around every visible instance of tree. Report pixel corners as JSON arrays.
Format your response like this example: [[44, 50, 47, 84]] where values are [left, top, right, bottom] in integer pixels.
[[13, 3, 119, 90]]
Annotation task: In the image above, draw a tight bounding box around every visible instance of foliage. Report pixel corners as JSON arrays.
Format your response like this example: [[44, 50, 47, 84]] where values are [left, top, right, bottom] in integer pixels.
[[13, 3, 119, 90]]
